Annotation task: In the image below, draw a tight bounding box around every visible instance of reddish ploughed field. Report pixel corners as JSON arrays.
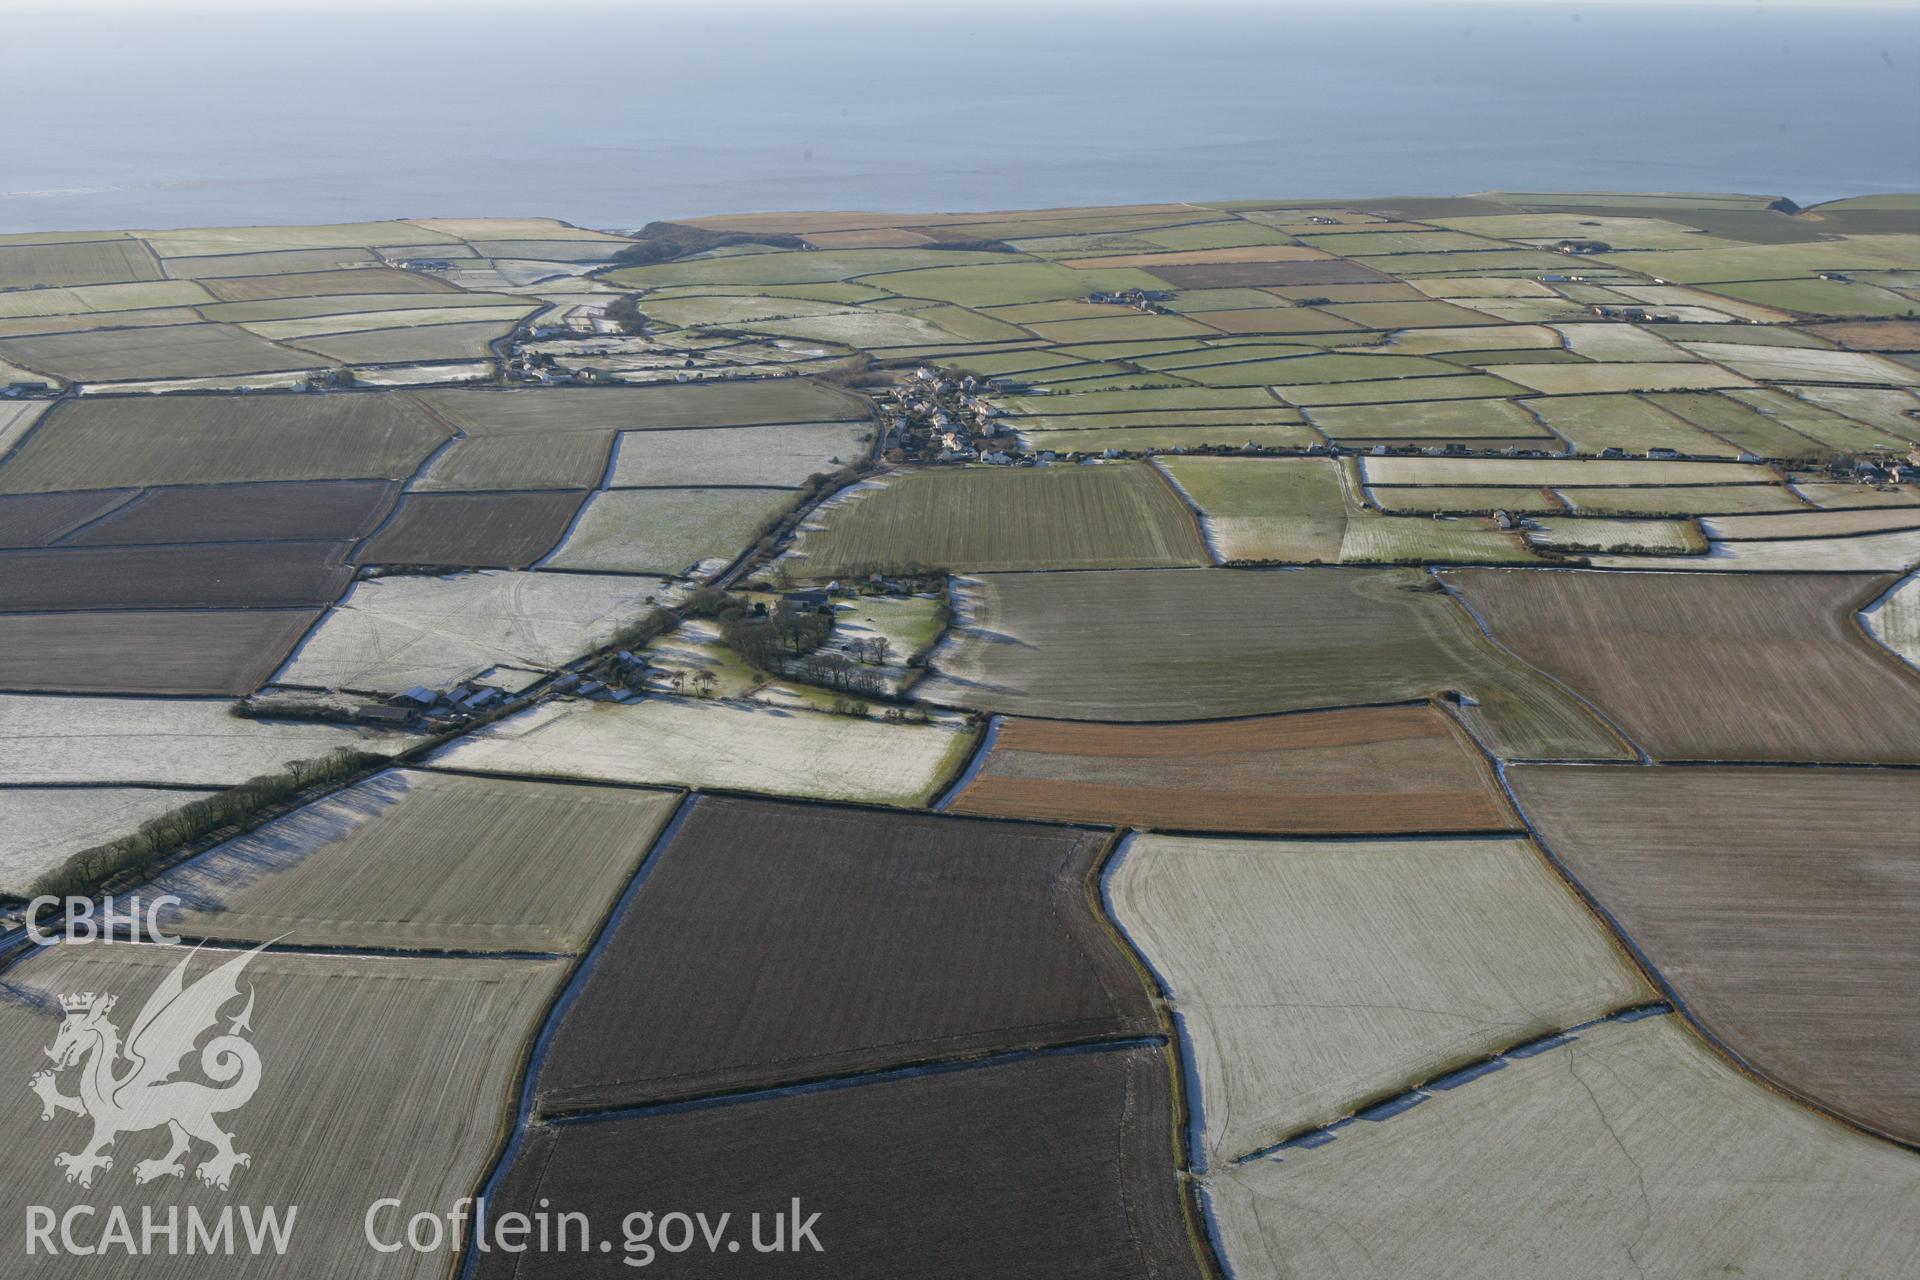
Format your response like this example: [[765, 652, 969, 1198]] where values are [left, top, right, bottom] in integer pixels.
[[944, 703, 1515, 834]]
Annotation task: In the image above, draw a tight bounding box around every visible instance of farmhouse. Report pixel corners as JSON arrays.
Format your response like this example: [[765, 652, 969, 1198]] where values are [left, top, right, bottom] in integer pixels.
[[784, 587, 832, 611]]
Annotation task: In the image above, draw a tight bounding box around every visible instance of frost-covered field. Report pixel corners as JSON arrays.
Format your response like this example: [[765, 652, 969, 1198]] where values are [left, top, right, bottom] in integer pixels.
[[278, 570, 675, 693], [1588, 525, 1920, 571], [433, 696, 978, 806], [1864, 571, 1920, 669], [1682, 341, 1920, 385], [0, 693, 419, 785], [1109, 832, 1647, 1163], [541, 487, 796, 576], [1211, 1016, 1920, 1280], [0, 785, 220, 896], [147, 769, 680, 952], [0, 943, 563, 1280], [608, 420, 871, 488]]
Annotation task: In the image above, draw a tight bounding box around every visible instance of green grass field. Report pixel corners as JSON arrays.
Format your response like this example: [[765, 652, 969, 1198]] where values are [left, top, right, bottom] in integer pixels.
[[789, 463, 1210, 575]]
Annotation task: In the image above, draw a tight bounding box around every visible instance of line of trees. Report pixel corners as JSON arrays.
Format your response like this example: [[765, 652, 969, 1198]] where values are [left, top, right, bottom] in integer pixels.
[[38, 748, 382, 899]]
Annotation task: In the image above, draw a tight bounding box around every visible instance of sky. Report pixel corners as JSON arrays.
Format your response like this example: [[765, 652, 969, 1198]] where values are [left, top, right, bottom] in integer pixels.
[[3, 0, 1912, 229], [18, 0, 1920, 9]]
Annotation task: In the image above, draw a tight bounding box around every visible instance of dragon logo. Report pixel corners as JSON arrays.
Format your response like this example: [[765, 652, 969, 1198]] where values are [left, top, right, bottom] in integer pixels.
[[29, 944, 265, 1191]]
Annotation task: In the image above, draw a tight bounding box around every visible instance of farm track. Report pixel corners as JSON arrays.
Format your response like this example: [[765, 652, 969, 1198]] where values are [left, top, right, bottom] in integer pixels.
[[1429, 567, 1652, 763]]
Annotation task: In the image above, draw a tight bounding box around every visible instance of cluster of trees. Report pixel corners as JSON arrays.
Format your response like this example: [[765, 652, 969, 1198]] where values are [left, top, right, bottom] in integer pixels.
[[609, 222, 804, 267], [39, 748, 380, 899], [604, 221, 1010, 268], [919, 235, 1014, 253], [604, 293, 649, 335], [716, 598, 834, 672], [660, 668, 721, 697], [844, 636, 892, 665], [792, 651, 888, 699]]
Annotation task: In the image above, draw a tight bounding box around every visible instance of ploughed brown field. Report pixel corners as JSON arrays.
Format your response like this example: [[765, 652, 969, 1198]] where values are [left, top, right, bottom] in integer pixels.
[[0, 489, 138, 546], [534, 796, 1157, 1113], [0, 608, 320, 695], [1806, 319, 1920, 352], [0, 392, 451, 493], [416, 430, 616, 491], [58, 479, 397, 545], [1509, 763, 1920, 1147], [414, 379, 869, 432], [479, 1046, 1203, 1280], [945, 704, 1516, 834], [353, 489, 587, 568], [1443, 568, 1920, 763], [0, 540, 353, 610]]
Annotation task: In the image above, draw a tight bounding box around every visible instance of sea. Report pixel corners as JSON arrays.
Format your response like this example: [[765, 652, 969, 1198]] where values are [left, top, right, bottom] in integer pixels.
[[3, 1, 1917, 234]]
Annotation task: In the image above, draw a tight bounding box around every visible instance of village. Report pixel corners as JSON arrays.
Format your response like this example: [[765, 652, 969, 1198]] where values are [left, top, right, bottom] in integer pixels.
[[874, 359, 1920, 484]]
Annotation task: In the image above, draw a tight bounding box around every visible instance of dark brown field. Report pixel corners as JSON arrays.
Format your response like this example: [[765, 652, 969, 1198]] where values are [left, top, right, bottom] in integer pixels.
[[415, 380, 868, 432], [0, 238, 161, 289], [415, 431, 616, 491], [1444, 569, 1920, 763], [0, 323, 320, 382], [352, 490, 586, 568], [480, 1046, 1202, 1280], [0, 490, 136, 547], [1509, 764, 1920, 1146], [946, 705, 1515, 833], [60, 480, 397, 545], [0, 541, 353, 610], [535, 796, 1156, 1112], [1148, 259, 1396, 289], [0, 392, 450, 493], [202, 268, 458, 301], [0, 608, 319, 694]]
